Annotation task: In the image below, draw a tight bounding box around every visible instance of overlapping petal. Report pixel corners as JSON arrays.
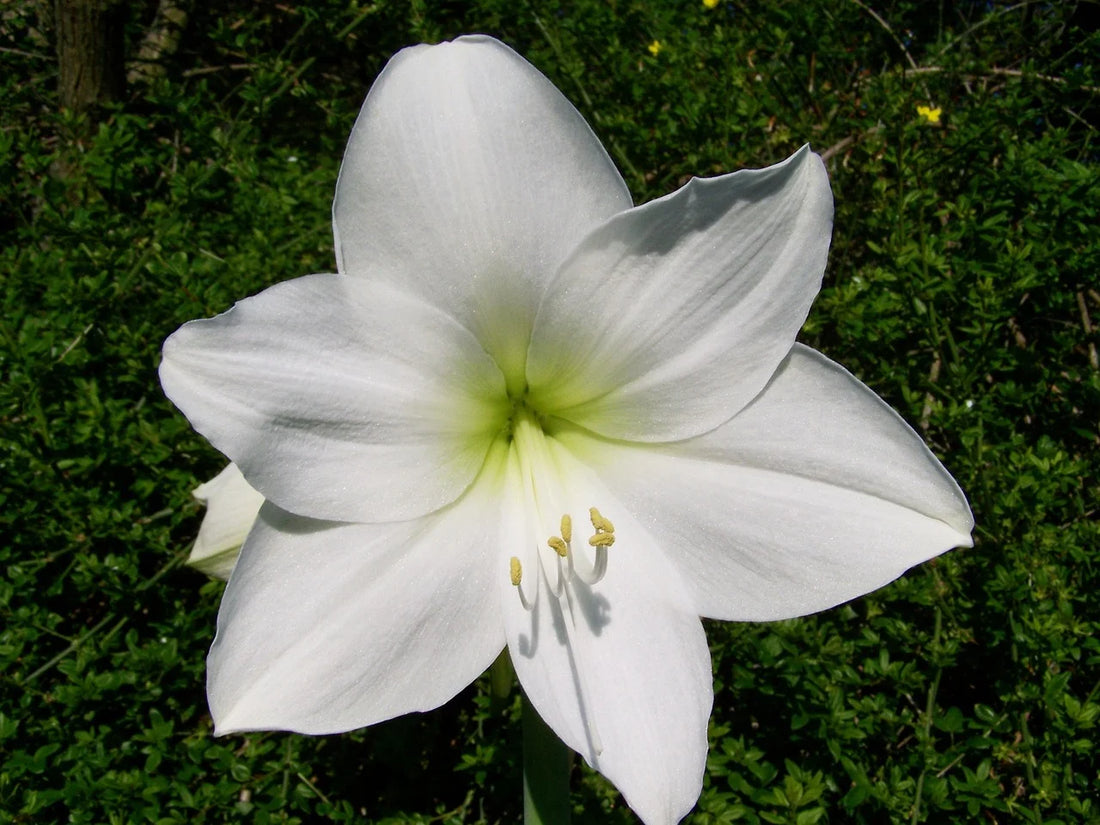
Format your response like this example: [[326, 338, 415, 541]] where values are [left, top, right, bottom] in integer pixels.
[[160, 274, 507, 523], [527, 146, 832, 441], [209, 444, 513, 734], [189, 463, 264, 579], [555, 345, 973, 621], [333, 35, 632, 390], [500, 442, 712, 825]]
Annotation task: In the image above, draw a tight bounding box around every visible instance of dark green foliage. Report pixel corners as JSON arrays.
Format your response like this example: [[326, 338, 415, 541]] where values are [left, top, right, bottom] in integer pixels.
[[2, 1, 1097, 822]]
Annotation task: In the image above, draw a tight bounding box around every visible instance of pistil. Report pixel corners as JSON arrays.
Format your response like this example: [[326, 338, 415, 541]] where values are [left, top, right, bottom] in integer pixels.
[[504, 411, 613, 755], [506, 409, 618, 606]]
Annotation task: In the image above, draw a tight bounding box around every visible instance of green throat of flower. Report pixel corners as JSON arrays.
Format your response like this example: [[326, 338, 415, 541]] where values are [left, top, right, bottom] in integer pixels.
[[501, 406, 617, 611]]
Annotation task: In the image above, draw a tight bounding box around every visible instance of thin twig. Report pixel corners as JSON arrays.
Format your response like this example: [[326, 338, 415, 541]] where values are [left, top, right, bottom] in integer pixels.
[[820, 135, 856, 163], [181, 63, 256, 78], [1061, 106, 1098, 133], [850, 0, 919, 71], [820, 125, 883, 163], [295, 772, 332, 806], [1007, 317, 1027, 348], [932, 1, 1035, 59], [22, 552, 185, 684], [920, 353, 942, 431], [907, 65, 1100, 94], [334, 2, 381, 40], [1076, 290, 1099, 371], [56, 322, 94, 362], [0, 46, 51, 60], [24, 615, 128, 683], [935, 753, 966, 779]]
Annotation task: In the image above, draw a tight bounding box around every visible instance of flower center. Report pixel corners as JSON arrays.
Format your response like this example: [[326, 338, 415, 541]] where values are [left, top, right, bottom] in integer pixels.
[[501, 409, 615, 756], [504, 407, 617, 612]]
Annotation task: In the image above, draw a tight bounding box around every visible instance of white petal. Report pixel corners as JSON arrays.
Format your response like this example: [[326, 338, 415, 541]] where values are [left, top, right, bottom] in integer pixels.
[[527, 146, 832, 441], [160, 274, 507, 523], [189, 463, 264, 580], [556, 345, 974, 621], [208, 444, 512, 734], [502, 442, 711, 825], [333, 35, 632, 389]]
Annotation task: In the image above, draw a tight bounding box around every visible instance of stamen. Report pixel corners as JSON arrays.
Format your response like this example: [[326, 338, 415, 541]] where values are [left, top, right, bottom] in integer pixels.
[[571, 544, 608, 586], [555, 505, 614, 586], [509, 556, 534, 612], [587, 506, 615, 551], [589, 507, 614, 534], [560, 514, 572, 543], [547, 536, 569, 557], [588, 532, 615, 547]]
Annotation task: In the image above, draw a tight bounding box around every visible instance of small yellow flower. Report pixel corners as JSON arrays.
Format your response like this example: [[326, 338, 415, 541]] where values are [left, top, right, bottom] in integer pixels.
[[703, 0, 720, 8], [648, 39, 662, 56], [916, 104, 942, 125]]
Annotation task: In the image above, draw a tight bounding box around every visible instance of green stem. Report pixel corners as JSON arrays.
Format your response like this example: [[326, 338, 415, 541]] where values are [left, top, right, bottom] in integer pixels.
[[489, 648, 516, 718], [911, 606, 943, 825], [490, 649, 515, 698], [523, 694, 572, 825]]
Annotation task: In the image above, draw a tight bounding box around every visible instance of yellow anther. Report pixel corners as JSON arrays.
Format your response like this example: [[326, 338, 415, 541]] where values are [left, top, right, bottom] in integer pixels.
[[509, 556, 523, 586], [589, 507, 614, 534], [547, 536, 569, 557], [588, 532, 616, 548], [560, 514, 572, 543]]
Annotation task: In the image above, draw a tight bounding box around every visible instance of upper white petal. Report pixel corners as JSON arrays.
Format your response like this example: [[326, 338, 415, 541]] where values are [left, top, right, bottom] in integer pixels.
[[527, 146, 832, 441], [333, 35, 632, 386], [188, 462, 264, 580], [208, 446, 511, 735], [160, 274, 507, 523], [555, 345, 974, 621], [501, 441, 711, 825]]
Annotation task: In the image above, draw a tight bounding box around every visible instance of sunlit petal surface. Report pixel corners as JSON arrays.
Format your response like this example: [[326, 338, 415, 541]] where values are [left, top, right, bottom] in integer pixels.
[[555, 345, 973, 621], [161, 274, 507, 523], [529, 147, 832, 441], [209, 444, 510, 734], [333, 35, 631, 390]]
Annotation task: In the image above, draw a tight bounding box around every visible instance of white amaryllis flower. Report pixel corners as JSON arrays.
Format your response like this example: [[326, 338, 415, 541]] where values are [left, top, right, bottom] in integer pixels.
[[187, 463, 263, 580], [160, 35, 973, 825]]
